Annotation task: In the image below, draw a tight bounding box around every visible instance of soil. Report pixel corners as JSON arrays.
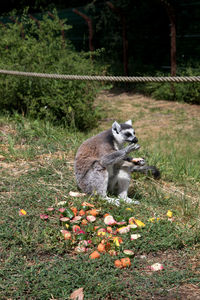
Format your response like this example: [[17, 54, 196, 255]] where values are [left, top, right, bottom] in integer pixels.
[[95, 89, 200, 140]]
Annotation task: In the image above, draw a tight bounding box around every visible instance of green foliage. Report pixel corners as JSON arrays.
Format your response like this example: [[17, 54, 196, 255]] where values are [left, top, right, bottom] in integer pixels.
[[143, 67, 200, 104], [0, 10, 106, 130]]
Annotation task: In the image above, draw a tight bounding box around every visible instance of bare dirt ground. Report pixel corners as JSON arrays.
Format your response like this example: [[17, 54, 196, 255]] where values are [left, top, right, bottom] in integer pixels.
[[96, 89, 200, 138]]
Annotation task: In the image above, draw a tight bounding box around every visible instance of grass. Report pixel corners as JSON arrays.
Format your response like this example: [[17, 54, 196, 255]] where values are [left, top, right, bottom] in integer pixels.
[[0, 93, 200, 299]]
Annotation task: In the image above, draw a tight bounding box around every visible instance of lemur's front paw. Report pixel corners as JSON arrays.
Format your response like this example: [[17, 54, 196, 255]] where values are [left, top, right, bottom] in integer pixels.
[[126, 143, 140, 154]]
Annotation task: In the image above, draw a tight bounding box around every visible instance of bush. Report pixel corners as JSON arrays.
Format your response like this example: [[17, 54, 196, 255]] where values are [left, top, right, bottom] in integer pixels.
[[0, 10, 106, 130], [144, 66, 200, 104]]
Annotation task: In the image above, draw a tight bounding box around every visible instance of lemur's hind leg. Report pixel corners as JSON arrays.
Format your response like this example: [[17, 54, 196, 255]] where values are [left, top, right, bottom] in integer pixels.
[[80, 162, 108, 197], [117, 169, 136, 203], [87, 162, 121, 206], [109, 161, 140, 205]]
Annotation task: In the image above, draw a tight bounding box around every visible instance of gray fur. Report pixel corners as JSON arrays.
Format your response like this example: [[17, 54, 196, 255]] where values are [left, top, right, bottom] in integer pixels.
[[74, 120, 160, 206], [74, 120, 140, 205]]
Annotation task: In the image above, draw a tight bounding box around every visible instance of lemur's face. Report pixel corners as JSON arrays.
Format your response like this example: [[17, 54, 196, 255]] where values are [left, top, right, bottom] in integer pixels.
[[121, 127, 138, 144], [112, 120, 138, 145]]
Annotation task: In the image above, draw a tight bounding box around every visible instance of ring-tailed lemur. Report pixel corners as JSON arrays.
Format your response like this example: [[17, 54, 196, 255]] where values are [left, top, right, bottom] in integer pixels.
[[74, 120, 160, 206]]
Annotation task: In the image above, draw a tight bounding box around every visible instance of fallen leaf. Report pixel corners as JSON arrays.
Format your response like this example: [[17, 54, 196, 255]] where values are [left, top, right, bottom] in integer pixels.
[[70, 287, 84, 300]]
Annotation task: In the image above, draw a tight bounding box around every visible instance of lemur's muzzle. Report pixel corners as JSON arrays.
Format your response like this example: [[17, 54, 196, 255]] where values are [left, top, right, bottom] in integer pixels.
[[131, 137, 138, 143]]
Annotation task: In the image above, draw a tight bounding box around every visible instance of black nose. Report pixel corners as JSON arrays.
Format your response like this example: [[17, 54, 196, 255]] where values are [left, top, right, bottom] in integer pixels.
[[132, 137, 138, 143]]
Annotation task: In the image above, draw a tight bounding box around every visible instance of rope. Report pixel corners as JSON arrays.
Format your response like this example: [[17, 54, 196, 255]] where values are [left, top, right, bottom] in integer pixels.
[[0, 69, 200, 82]]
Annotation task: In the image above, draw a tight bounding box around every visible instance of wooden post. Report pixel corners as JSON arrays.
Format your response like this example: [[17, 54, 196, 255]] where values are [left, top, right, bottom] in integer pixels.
[[161, 0, 176, 76], [73, 9, 94, 53]]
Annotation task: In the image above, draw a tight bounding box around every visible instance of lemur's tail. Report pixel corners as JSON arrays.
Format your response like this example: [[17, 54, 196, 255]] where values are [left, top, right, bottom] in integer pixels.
[[131, 165, 161, 179]]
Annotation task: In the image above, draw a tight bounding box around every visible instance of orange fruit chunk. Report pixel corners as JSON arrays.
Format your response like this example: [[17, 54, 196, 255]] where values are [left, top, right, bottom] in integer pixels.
[[90, 251, 100, 259], [70, 207, 78, 216], [81, 219, 88, 226], [114, 259, 122, 268], [121, 257, 131, 268], [82, 202, 94, 208], [97, 243, 106, 253], [87, 209, 99, 216], [79, 209, 85, 216]]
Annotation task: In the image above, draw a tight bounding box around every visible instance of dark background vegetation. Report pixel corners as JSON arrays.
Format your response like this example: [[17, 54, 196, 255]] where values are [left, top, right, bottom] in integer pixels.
[[0, 0, 199, 74], [0, 0, 199, 129]]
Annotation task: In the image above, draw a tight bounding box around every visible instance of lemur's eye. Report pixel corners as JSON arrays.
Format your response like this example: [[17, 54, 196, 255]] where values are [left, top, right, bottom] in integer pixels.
[[125, 132, 132, 137]]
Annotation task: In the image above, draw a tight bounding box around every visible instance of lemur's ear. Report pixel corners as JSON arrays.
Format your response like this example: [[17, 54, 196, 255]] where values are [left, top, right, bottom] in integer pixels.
[[125, 120, 132, 126], [112, 121, 121, 134]]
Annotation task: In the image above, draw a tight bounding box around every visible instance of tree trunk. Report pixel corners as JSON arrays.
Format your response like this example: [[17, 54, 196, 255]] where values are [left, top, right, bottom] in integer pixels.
[[161, 0, 176, 76], [73, 9, 94, 54]]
